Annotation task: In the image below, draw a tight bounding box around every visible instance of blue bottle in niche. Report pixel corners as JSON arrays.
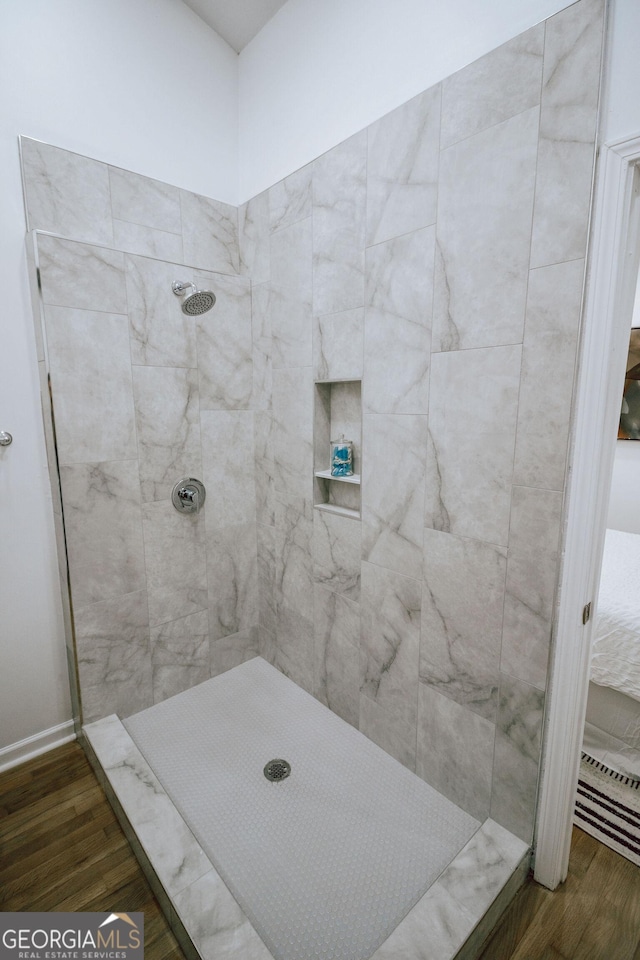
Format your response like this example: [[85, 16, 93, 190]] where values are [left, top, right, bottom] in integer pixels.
[[330, 435, 353, 477]]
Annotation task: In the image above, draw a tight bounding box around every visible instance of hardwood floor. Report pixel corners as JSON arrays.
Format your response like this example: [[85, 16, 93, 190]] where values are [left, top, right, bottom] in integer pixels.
[[2, 741, 640, 959], [478, 825, 640, 960], [0, 741, 186, 960]]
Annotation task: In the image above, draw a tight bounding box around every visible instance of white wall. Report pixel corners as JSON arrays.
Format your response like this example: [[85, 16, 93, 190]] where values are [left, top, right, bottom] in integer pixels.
[[3, 0, 639, 761], [600, 0, 640, 144], [601, 0, 640, 535], [607, 242, 640, 534], [0, 0, 238, 756], [237, 0, 576, 201]]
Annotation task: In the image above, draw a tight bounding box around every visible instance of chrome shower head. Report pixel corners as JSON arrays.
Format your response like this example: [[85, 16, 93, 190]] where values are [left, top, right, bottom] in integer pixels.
[[172, 280, 216, 316]]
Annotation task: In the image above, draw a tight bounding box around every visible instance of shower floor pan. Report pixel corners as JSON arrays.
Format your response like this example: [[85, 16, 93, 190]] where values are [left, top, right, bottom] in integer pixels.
[[83, 657, 529, 960]]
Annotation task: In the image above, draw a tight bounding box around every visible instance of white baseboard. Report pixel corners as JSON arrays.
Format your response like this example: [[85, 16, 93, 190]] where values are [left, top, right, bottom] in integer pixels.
[[0, 720, 77, 773]]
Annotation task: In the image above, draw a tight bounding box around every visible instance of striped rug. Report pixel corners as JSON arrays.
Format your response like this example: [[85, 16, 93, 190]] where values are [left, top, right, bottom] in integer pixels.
[[574, 753, 640, 867]]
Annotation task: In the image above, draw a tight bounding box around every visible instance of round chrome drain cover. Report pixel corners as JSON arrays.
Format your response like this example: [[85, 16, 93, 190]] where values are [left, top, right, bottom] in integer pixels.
[[263, 759, 291, 782]]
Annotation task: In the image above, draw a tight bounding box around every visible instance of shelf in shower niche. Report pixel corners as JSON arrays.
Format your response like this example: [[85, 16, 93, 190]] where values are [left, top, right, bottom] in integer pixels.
[[314, 502, 361, 521], [314, 470, 361, 485], [314, 379, 362, 522]]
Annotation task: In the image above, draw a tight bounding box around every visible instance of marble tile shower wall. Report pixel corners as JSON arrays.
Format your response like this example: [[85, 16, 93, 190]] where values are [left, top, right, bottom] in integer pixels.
[[239, 0, 603, 842], [21, 138, 260, 724]]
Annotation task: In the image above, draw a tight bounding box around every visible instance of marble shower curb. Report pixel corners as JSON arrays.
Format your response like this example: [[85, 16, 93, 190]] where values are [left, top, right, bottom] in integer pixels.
[[83, 715, 530, 960]]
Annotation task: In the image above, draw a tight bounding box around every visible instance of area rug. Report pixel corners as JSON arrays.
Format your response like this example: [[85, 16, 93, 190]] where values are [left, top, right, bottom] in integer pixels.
[[574, 752, 640, 867]]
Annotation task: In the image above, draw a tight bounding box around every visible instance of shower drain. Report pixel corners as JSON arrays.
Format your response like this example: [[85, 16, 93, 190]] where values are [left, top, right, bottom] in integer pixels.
[[263, 759, 291, 782]]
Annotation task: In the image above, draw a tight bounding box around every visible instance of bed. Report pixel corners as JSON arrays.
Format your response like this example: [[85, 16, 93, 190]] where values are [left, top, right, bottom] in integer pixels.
[[583, 528, 640, 780]]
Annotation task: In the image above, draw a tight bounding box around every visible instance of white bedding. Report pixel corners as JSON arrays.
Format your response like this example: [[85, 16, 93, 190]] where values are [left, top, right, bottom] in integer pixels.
[[591, 528, 640, 703]]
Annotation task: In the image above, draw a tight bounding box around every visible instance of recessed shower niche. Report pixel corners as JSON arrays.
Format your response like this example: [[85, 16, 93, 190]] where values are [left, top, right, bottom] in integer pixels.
[[314, 380, 361, 520]]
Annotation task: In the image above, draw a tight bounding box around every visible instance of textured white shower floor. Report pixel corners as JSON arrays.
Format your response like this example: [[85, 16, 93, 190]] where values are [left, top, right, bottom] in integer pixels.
[[84, 657, 530, 960], [124, 657, 478, 960], [124, 657, 480, 960]]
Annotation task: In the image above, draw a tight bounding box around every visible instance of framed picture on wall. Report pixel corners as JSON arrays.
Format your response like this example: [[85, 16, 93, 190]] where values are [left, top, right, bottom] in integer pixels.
[[619, 328, 640, 439]]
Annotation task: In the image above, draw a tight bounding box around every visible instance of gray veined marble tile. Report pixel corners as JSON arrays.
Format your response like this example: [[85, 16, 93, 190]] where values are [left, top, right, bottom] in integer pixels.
[[60, 459, 146, 608], [251, 283, 273, 411], [272, 368, 313, 500], [142, 499, 208, 627], [75, 589, 152, 724], [269, 164, 313, 234], [197, 272, 253, 410], [431, 818, 529, 923], [501, 486, 562, 691], [358, 692, 417, 773], [253, 410, 276, 526], [364, 226, 434, 415], [151, 609, 210, 704], [26, 238, 45, 362], [370, 818, 529, 960], [432, 107, 539, 352], [362, 414, 427, 581], [491, 729, 539, 845], [275, 495, 315, 622], [172, 867, 273, 960], [257, 521, 277, 636], [133, 365, 201, 503], [313, 307, 364, 382], [45, 306, 137, 465], [125, 254, 197, 369], [313, 509, 361, 600], [259, 625, 277, 665], [360, 561, 421, 731], [108, 166, 182, 234], [425, 345, 521, 547], [530, 0, 604, 268], [275, 496, 315, 691], [277, 601, 315, 695], [210, 628, 260, 680], [420, 529, 506, 722], [21, 138, 114, 244], [38, 235, 126, 313], [440, 25, 544, 150], [491, 673, 545, 842], [314, 586, 360, 727], [369, 868, 477, 960], [417, 683, 495, 822], [200, 410, 256, 528], [254, 410, 277, 527], [312, 131, 367, 316], [180, 190, 239, 274], [206, 523, 258, 643], [83, 719, 212, 898], [366, 86, 441, 247], [497, 673, 546, 763], [238, 190, 270, 283], [514, 260, 584, 490], [269, 217, 312, 369], [112, 219, 183, 262]]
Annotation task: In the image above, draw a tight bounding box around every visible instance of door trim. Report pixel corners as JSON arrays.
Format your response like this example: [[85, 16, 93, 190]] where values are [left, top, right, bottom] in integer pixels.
[[534, 134, 640, 889]]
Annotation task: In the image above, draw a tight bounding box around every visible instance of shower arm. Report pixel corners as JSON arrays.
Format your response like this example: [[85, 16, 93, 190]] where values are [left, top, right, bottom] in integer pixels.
[[172, 280, 197, 297]]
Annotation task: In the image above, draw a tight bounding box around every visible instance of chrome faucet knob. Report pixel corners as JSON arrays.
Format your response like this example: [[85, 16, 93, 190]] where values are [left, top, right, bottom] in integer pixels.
[[178, 486, 196, 504], [0, 431, 12, 447], [172, 477, 206, 514]]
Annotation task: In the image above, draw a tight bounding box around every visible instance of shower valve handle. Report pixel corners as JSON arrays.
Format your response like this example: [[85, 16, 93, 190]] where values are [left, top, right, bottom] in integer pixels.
[[172, 477, 206, 514]]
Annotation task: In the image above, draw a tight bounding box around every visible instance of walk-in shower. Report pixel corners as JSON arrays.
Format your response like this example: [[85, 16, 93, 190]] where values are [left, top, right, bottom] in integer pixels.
[[18, 0, 604, 955], [171, 279, 216, 315]]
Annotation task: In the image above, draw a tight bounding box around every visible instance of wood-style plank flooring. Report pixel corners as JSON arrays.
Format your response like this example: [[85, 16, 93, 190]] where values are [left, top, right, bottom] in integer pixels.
[[478, 822, 640, 959], [0, 741, 186, 960], [2, 741, 640, 959]]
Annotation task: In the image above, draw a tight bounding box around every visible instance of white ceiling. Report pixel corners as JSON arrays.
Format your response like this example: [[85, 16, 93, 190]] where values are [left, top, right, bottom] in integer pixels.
[[182, 0, 288, 52]]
